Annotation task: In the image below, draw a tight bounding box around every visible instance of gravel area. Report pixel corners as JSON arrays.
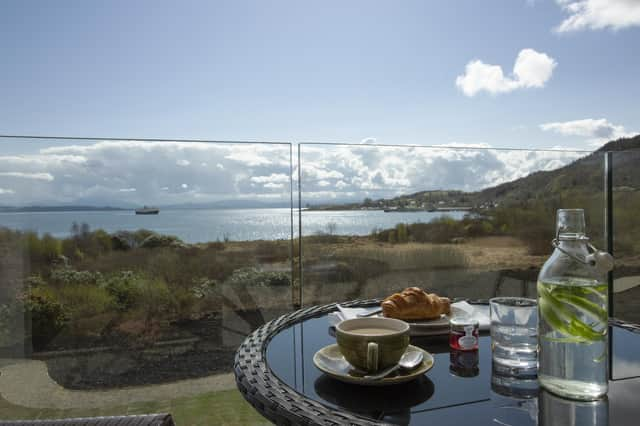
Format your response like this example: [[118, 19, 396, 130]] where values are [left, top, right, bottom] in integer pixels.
[[46, 345, 236, 390]]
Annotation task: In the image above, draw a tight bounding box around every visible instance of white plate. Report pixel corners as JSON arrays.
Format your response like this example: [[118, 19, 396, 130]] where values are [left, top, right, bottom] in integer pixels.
[[361, 313, 450, 336]]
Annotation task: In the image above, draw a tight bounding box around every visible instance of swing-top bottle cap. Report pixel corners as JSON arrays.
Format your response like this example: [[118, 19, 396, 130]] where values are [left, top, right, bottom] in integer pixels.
[[557, 209, 586, 240]]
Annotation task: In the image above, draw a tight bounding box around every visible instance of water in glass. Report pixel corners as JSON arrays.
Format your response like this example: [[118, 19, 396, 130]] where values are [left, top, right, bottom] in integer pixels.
[[490, 297, 538, 374]]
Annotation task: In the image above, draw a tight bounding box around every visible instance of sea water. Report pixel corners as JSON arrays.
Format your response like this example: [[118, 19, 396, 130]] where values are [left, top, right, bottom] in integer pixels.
[[538, 278, 608, 400]]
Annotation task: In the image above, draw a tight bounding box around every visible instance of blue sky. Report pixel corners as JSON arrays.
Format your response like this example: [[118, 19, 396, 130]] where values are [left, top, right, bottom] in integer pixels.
[[0, 1, 639, 207], [1, 1, 639, 149]]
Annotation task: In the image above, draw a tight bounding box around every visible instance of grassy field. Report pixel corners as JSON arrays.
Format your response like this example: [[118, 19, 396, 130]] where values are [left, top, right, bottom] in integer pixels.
[[0, 389, 269, 426]]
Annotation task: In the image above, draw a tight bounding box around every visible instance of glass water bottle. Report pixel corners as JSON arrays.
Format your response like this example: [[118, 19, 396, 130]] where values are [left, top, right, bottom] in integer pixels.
[[537, 209, 610, 400]]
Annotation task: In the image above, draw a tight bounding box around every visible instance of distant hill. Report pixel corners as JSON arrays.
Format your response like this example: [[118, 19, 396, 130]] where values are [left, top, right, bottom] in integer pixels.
[[160, 199, 291, 209], [0, 205, 128, 213], [0, 200, 292, 212], [471, 134, 640, 206]]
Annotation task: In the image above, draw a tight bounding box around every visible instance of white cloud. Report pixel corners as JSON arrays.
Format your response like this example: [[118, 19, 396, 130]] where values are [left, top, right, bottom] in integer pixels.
[[435, 142, 492, 149], [176, 159, 190, 166], [0, 140, 292, 206], [540, 118, 634, 145], [0, 172, 54, 181], [263, 182, 284, 189], [299, 144, 584, 202], [0, 188, 15, 195], [360, 137, 377, 145], [250, 173, 289, 184], [555, 0, 640, 32], [224, 146, 275, 166], [456, 49, 557, 97], [0, 139, 591, 206]]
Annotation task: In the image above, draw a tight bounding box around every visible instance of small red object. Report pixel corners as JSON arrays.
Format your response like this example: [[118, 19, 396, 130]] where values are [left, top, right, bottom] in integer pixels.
[[449, 316, 479, 351]]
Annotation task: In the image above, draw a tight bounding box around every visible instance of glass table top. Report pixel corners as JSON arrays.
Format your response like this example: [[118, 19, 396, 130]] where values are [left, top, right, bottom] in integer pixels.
[[266, 311, 640, 425]]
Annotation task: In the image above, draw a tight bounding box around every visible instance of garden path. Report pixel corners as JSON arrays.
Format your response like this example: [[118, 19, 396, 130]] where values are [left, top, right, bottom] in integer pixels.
[[0, 358, 236, 409]]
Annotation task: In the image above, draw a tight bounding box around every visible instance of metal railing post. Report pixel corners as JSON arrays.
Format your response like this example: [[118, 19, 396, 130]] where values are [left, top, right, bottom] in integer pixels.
[[604, 151, 614, 316]]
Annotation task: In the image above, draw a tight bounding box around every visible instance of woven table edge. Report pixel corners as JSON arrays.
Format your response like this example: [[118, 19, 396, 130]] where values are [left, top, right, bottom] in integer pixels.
[[234, 298, 390, 426], [234, 301, 640, 425]]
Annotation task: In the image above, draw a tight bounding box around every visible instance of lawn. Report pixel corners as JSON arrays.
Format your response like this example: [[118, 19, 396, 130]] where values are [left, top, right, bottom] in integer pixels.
[[0, 389, 270, 426]]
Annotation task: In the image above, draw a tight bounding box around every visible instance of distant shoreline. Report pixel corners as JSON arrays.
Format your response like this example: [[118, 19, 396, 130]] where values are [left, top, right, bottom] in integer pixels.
[[0, 206, 128, 213]]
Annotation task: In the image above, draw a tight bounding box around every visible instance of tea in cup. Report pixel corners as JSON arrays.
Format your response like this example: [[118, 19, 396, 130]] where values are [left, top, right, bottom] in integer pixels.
[[335, 317, 410, 372]]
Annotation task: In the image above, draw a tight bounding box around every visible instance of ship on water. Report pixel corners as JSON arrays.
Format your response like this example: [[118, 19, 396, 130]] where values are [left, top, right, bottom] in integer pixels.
[[135, 206, 159, 215]]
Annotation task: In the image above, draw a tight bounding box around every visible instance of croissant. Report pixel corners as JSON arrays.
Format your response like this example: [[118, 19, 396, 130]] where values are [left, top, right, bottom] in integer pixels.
[[382, 287, 451, 320]]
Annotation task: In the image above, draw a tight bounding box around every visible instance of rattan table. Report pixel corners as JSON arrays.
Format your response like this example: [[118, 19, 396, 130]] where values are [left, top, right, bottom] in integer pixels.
[[235, 300, 640, 425]]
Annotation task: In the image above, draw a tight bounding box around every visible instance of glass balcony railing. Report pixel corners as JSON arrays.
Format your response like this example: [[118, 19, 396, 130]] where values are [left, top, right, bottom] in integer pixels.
[[610, 149, 640, 325], [0, 136, 294, 424], [297, 143, 603, 307], [0, 135, 637, 423]]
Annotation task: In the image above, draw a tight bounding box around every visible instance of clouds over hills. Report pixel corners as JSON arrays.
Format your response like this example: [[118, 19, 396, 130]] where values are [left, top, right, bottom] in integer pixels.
[[300, 144, 582, 201], [0, 140, 586, 206], [540, 118, 635, 146]]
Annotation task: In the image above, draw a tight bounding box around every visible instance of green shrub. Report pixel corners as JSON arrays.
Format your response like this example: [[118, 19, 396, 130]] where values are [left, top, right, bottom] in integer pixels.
[[111, 233, 132, 250], [56, 284, 114, 320], [103, 271, 142, 311], [191, 277, 218, 299], [24, 232, 62, 265], [225, 267, 291, 287], [146, 248, 182, 282], [49, 267, 103, 287], [140, 234, 183, 249], [464, 220, 494, 237], [396, 223, 409, 243], [24, 274, 47, 288], [22, 286, 69, 350], [137, 277, 172, 319], [491, 204, 555, 255], [372, 217, 469, 245], [133, 229, 157, 244], [102, 271, 175, 319], [170, 286, 199, 320], [412, 216, 465, 243]]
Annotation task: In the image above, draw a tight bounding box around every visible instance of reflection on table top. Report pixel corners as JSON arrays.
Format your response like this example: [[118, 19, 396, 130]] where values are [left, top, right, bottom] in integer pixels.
[[266, 311, 640, 425]]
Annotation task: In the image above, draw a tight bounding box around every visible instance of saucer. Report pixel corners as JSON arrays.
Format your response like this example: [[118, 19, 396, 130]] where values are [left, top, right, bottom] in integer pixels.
[[313, 344, 434, 386]]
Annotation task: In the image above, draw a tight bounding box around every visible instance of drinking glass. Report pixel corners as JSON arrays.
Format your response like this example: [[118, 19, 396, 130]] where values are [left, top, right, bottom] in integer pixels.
[[490, 297, 538, 376]]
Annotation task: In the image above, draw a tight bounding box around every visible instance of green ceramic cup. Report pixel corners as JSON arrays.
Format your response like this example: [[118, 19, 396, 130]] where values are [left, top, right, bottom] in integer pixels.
[[335, 317, 410, 373]]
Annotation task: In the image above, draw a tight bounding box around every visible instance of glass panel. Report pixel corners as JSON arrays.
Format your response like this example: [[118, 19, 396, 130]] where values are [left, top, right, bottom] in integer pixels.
[[611, 149, 640, 325], [298, 143, 603, 306], [0, 136, 293, 422]]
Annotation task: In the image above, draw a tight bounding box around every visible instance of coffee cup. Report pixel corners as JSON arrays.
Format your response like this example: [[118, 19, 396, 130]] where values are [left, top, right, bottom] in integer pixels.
[[335, 317, 410, 373]]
